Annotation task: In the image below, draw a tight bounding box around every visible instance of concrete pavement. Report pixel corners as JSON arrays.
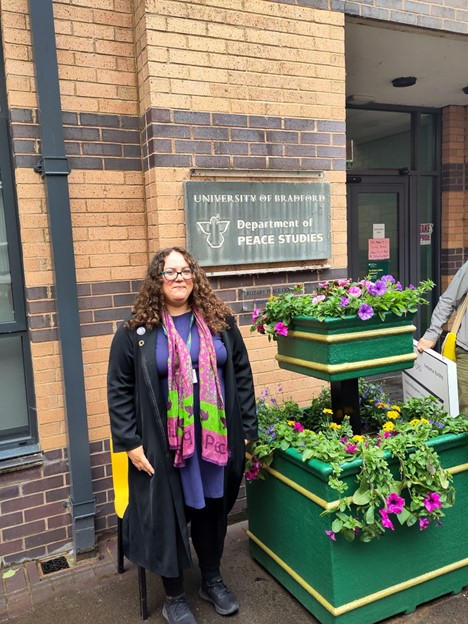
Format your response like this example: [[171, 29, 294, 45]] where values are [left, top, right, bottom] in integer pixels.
[[1, 520, 467, 624]]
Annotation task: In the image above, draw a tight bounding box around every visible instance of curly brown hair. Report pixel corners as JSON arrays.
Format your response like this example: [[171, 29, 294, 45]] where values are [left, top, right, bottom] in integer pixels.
[[125, 247, 233, 334]]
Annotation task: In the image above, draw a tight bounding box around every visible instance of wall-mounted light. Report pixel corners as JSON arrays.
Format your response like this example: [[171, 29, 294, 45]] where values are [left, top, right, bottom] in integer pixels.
[[392, 76, 417, 88], [463, 86, 468, 95]]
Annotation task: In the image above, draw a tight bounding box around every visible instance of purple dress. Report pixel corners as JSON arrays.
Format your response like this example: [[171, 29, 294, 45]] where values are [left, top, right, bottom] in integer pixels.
[[156, 311, 227, 509]]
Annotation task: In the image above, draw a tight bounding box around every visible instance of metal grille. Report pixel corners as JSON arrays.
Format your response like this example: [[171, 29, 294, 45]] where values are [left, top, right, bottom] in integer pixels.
[[39, 556, 70, 575]]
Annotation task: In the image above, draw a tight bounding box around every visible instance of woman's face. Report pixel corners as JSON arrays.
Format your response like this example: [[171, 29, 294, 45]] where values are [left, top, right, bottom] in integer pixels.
[[161, 250, 194, 314]]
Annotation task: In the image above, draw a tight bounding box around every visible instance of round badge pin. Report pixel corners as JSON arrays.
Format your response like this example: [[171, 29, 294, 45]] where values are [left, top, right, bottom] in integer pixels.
[[136, 327, 146, 335]]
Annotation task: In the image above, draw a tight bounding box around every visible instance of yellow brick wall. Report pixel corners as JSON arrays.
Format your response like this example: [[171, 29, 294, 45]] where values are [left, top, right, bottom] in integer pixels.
[[140, 0, 345, 119], [1, 0, 348, 450], [1, 0, 148, 449], [135, 0, 347, 404]]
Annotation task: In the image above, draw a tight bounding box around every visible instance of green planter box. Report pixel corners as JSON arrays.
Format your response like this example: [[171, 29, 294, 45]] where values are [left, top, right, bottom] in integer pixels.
[[275, 312, 417, 382], [246, 433, 468, 624]]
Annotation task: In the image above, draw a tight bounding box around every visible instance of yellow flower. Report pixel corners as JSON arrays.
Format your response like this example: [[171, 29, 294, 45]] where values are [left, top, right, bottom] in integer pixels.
[[421, 418, 430, 424], [352, 435, 365, 442], [329, 422, 341, 430], [391, 405, 401, 412], [268, 295, 277, 301], [409, 418, 420, 426], [287, 420, 294, 426], [323, 408, 333, 415], [383, 421, 395, 431], [387, 410, 399, 420]]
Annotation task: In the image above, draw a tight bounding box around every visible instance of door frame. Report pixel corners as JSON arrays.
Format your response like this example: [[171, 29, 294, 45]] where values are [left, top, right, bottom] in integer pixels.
[[347, 173, 417, 285]]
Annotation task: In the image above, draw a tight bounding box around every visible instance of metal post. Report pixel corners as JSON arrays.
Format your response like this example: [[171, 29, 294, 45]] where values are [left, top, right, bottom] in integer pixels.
[[28, 0, 96, 555], [330, 378, 361, 434]]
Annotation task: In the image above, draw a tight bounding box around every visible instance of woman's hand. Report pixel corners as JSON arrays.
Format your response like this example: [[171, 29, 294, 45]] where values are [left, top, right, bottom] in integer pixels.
[[416, 337, 436, 353], [127, 445, 155, 476]]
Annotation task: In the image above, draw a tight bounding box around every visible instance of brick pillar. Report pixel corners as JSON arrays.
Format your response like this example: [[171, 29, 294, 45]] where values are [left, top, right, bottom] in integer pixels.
[[441, 106, 467, 289]]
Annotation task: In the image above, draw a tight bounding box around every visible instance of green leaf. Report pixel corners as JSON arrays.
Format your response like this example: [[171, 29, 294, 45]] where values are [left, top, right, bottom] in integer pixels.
[[364, 505, 375, 524], [397, 507, 411, 524], [343, 529, 356, 542], [332, 518, 343, 533], [438, 469, 449, 489], [406, 513, 418, 527], [352, 486, 372, 506]]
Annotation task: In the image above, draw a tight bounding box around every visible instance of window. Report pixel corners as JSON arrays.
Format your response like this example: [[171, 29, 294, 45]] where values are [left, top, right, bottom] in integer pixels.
[[0, 48, 37, 458]]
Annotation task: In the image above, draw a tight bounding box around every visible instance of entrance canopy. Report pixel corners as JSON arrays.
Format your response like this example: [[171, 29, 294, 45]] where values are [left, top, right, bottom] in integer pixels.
[[346, 19, 468, 108]]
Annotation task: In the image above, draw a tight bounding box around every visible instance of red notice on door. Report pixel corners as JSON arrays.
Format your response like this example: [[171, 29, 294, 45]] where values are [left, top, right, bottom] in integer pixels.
[[368, 238, 390, 260]]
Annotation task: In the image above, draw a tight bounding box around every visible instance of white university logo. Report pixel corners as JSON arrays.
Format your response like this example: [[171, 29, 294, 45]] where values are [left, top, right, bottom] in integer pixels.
[[196, 214, 230, 248]]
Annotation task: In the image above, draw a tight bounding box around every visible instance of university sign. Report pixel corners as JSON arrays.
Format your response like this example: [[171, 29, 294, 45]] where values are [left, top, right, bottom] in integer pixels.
[[184, 181, 331, 266]]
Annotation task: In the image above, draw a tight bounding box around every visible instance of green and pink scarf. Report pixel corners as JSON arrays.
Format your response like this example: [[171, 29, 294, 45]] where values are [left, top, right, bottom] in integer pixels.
[[164, 308, 228, 469]]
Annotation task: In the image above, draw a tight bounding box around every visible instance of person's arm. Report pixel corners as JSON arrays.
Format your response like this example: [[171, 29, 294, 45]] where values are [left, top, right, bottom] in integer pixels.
[[227, 317, 258, 441], [417, 262, 468, 351], [107, 323, 154, 475]]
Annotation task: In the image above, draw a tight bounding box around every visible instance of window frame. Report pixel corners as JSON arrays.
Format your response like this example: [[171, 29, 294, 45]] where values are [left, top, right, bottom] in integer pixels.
[[0, 42, 38, 459]]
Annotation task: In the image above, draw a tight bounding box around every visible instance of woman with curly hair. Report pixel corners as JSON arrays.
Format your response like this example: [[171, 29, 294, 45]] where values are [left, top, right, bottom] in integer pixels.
[[108, 247, 257, 624]]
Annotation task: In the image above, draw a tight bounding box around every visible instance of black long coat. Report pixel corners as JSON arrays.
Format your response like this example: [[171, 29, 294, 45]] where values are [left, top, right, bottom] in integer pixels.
[[107, 315, 257, 577]]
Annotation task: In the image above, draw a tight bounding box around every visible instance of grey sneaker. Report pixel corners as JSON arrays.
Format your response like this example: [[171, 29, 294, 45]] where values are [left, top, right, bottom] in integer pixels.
[[162, 594, 197, 624], [199, 577, 239, 615]]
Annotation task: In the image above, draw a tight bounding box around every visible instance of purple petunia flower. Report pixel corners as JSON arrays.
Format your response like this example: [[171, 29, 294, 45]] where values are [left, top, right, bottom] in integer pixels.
[[344, 443, 358, 454], [293, 421, 304, 433], [423, 492, 442, 513], [325, 530, 336, 541], [358, 303, 374, 320], [381, 275, 396, 284], [340, 297, 350, 307], [419, 518, 430, 531], [408, 284, 415, 290], [274, 322, 288, 336], [367, 280, 387, 296], [395, 281, 403, 291], [379, 508, 394, 531], [385, 493, 405, 514], [337, 279, 349, 286]]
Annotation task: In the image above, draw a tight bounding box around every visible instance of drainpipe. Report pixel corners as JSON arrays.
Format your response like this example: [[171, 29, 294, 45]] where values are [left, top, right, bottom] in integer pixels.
[[28, 0, 96, 556]]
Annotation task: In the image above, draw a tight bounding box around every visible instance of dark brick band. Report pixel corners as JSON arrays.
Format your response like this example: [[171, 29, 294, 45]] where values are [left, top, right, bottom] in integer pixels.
[[441, 163, 466, 193], [141, 107, 346, 172], [26, 267, 347, 342], [10, 109, 142, 171]]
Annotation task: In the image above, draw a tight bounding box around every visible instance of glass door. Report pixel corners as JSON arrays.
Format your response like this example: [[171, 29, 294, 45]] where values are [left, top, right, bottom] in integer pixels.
[[347, 176, 412, 286]]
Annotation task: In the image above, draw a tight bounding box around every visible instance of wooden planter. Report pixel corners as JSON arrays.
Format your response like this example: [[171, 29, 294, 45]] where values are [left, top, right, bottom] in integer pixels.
[[275, 312, 417, 382], [246, 432, 468, 624]]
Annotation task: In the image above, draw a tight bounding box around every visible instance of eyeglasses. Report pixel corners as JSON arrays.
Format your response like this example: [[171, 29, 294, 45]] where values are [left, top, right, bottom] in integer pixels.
[[161, 269, 194, 281]]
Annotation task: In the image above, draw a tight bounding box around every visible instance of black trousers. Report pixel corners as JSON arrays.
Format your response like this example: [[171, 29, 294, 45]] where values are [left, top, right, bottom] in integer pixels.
[[162, 497, 227, 596]]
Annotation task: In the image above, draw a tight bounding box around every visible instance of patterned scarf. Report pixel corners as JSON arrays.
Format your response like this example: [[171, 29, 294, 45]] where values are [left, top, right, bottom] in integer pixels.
[[164, 308, 228, 468]]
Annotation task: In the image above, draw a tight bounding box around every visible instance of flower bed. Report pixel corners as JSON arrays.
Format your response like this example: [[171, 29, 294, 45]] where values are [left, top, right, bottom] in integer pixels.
[[246, 383, 468, 541], [251, 275, 434, 340], [246, 384, 468, 623]]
